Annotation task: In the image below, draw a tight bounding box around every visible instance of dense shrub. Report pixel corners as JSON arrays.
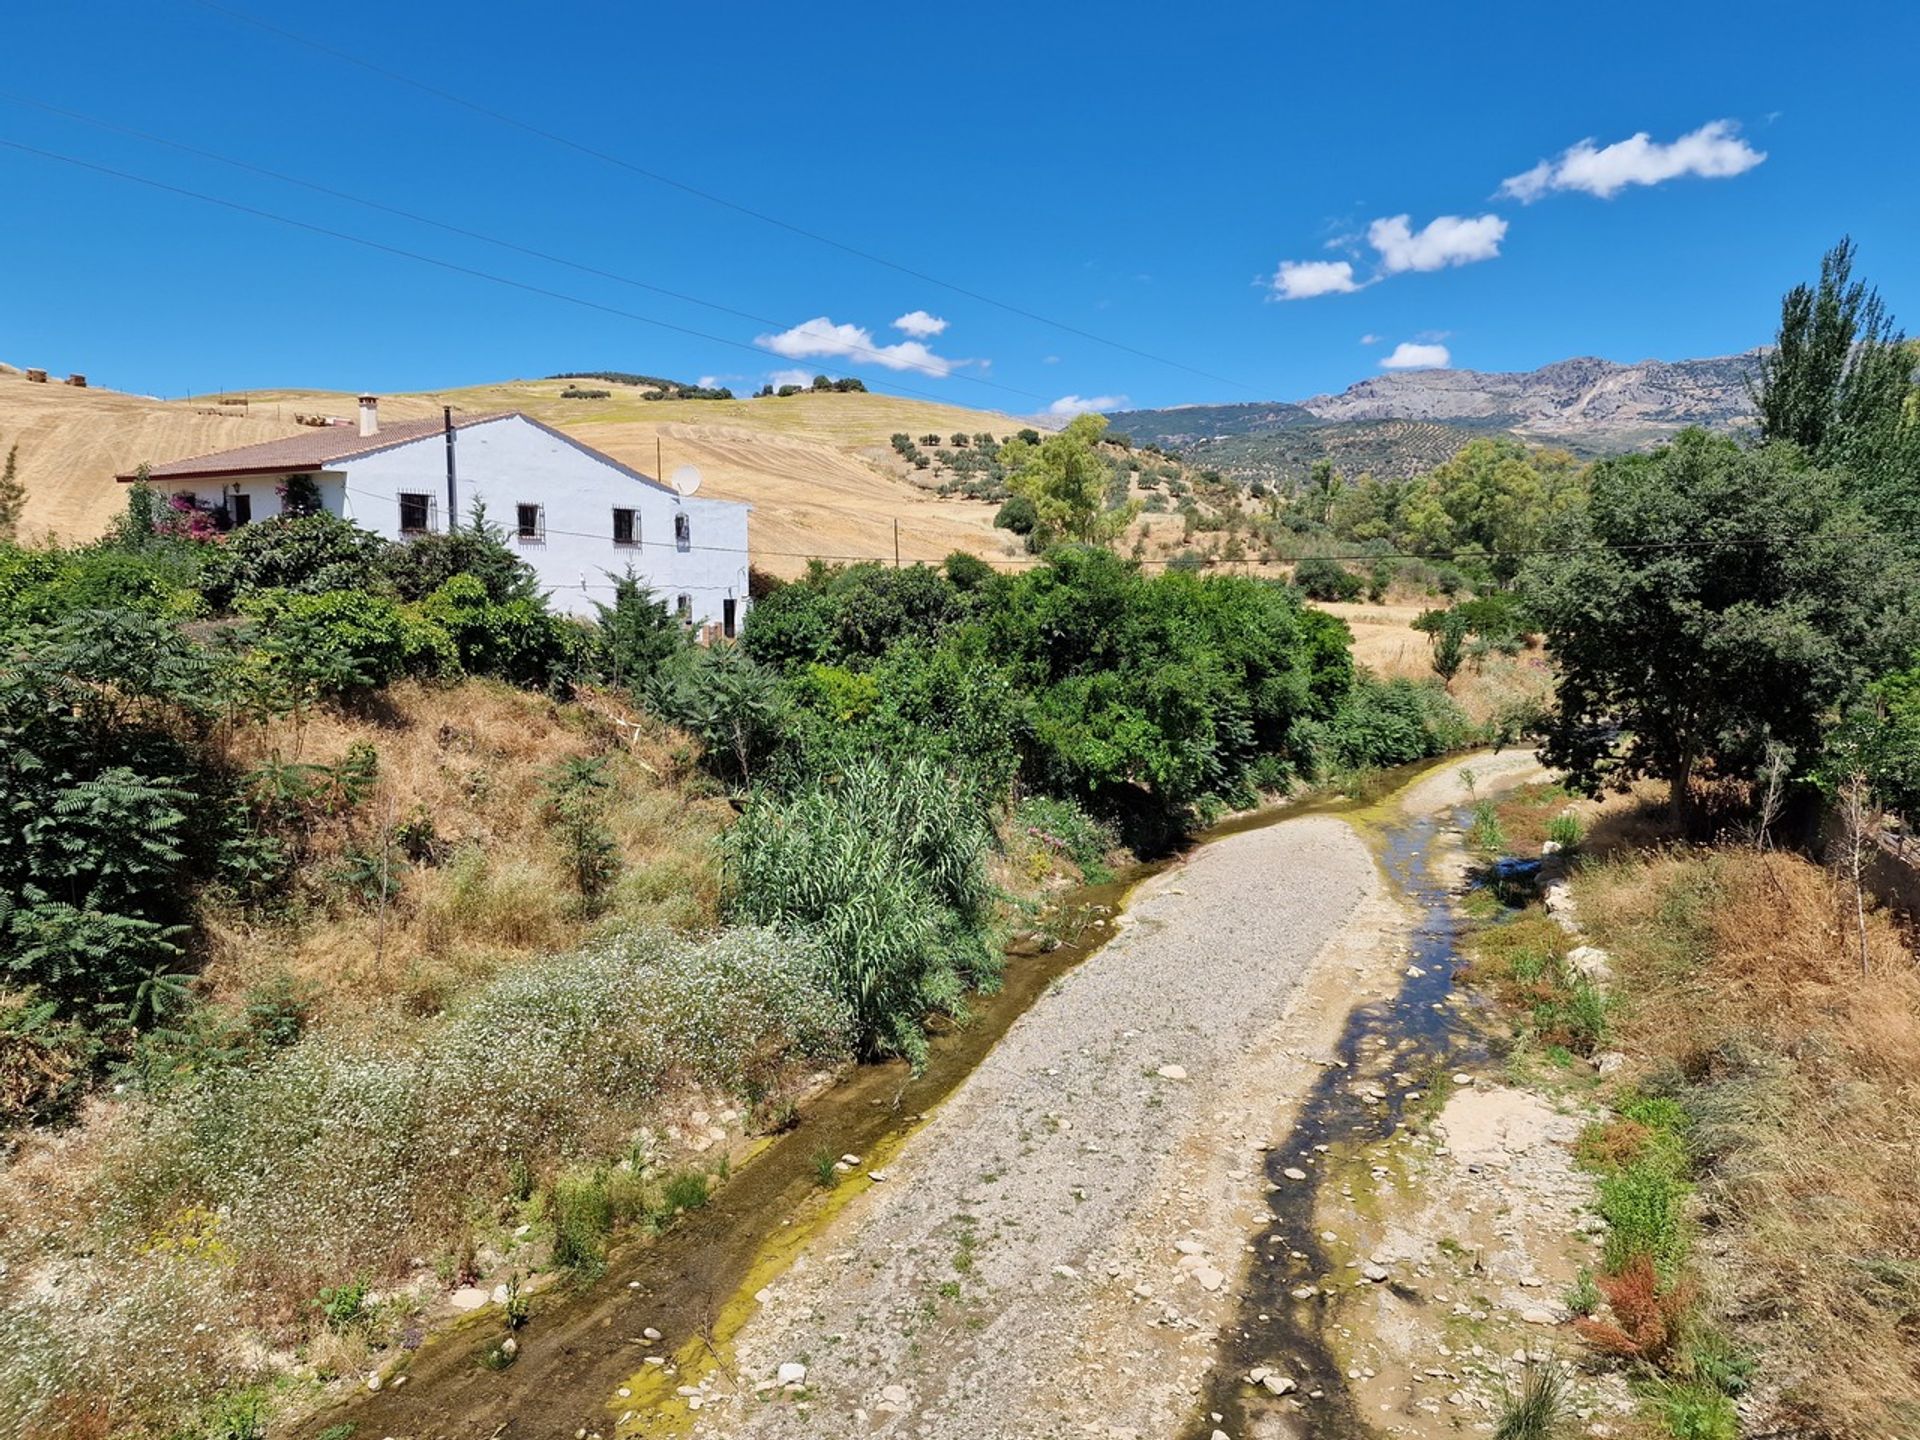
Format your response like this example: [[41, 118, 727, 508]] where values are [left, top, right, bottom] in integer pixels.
[[418, 574, 580, 688], [722, 756, 996, 1064], [243, 589, 457, 697], [1307, 673, 1473, 776], [0, 542, 202, 634], [381, 509, 542, 604], [203, 513, 388, 606], [994, 494, 1038, 535], [1292, 555, 1364, 602], [590, 574, 687, 689], [739, 549, 1380, 841], [0, 611, 237, 1020]]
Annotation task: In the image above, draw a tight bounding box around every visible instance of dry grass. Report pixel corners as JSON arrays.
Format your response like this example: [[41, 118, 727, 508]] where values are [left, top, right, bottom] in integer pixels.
[[0, 367, 1041, 574], [202, 678, 729, 1022], [1577, 846, 1920, 1436]]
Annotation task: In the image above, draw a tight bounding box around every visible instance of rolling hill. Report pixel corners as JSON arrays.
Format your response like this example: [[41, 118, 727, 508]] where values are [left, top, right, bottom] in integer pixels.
[[1106, 351, 1760, 486], [0, 367, 1047, 576]]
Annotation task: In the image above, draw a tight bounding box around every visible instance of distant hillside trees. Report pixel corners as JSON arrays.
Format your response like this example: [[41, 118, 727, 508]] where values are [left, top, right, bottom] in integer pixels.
[[549, 371, 734, 400]]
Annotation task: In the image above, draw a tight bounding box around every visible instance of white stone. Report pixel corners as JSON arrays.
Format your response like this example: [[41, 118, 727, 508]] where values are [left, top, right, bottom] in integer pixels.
[[776, 1362, 808, 1385], [1283, 1167, 1308, 1181], [448, 1286, 490, 1311], [1566, 945, 1614, 982], [1157, 1064, 1188, 1081], [1261, 1374, 1297, 1396]]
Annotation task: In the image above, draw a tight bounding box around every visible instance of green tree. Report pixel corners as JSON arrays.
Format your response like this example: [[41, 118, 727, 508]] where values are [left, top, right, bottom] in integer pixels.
[[114, 466, 162, 548], [1405, 438, 1581, 581], [1525, 431, 1918, 827], [1755, 237, 1920, 540], [0, 443, 22, 541], [1428, 609, 1467, 688], [1303, 459, 1344, 525], [543, 756, 620, 916], [999, 414, 1138, 547]]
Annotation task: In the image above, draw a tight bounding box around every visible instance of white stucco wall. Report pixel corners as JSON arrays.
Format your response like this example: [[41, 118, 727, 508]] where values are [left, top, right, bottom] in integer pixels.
[[163, 415, 752, 627]]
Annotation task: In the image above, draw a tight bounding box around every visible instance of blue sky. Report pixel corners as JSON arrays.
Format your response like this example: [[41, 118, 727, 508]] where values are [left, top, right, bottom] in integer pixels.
[[5, 1, 1916, 416]]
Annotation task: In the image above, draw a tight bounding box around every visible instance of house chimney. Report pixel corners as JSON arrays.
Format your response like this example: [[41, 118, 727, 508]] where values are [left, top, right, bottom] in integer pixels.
[[358, 394, 379, 437]]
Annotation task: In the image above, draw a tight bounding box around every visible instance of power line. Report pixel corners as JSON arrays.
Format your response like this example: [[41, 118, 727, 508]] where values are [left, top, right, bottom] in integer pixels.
[[330, 477, 1866, 569], [184, 0, 1263, 397], [0, 136, 1031, 412], [0, 91, 1052, 405]]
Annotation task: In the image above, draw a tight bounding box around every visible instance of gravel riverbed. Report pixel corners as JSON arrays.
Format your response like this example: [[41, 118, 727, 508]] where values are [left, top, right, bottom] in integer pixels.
[[675, 802, 1398, 1437]]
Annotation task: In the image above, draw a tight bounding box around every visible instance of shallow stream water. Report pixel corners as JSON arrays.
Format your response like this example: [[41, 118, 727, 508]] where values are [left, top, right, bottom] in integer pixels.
[[1187, 805, 1489, 1439]]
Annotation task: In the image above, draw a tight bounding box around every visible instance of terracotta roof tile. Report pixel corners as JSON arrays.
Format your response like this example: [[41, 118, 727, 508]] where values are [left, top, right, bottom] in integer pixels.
[[119, 412, 510, 482]]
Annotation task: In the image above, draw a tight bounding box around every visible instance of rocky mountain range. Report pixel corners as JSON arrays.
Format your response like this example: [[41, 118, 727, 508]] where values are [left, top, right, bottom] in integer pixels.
[[1105, 352, 1761, 486]]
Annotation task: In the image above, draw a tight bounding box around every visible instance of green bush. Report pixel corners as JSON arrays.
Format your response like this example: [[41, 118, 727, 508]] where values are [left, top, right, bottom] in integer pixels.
[[994, 494, 1038, 535], [1014, 795, 1119, 880], [244, 589, 457, 698], [418, 574, 579, 688], [205, 513, 388, 605], [0, 542, 202, 634], [550, 1167, 616, 1272], [722, 755, 996, 1064], [382, 506, 541, 604], [0, 610, 234, 1020], [1311, 673, 1474, 776], [1598, 1153, 1691, 1276], [644, 642, 788, 787], [1651, 1381, 1738, 1440], [1292, 556, 1364, 602]]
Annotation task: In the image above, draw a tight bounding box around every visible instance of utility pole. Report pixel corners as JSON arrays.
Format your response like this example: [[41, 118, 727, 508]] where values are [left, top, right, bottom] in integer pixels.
[[443, 406, 459, 531], [893, 518, 900, 568]]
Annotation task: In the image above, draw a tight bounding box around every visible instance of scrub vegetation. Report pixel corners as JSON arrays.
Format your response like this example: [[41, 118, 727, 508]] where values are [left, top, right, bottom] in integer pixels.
[[0, 421, 1485, 1434]]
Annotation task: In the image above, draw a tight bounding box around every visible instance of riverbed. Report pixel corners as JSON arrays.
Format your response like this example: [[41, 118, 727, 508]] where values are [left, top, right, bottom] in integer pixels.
[[299, 751, 1543, 1440]]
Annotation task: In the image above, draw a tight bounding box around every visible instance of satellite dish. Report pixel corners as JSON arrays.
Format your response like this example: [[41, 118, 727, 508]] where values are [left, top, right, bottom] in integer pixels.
[[671, 464, 703, 497]]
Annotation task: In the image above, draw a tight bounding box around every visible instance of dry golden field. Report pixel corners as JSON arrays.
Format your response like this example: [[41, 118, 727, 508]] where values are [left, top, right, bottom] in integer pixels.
[[0, 366, 1040, 575]]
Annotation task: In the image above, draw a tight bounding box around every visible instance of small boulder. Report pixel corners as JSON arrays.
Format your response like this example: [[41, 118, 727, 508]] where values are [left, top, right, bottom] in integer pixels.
[[776, 1361, 808, 1386]]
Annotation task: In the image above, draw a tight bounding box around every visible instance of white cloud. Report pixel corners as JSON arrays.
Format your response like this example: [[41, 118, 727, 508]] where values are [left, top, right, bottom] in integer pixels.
[[1042, 354, 1062, 364], [1269, 258, 1362, 300], [1359, 333, 1382, 345], [1368, 214, 1507, 273], [1500, 120, 1766, 202], [756, 316, 958, 376], [1047, 394, 1129, 418], [1380, 342, 1451, 370], [892, 309, 948, 338], [766, 368, 814, 389]]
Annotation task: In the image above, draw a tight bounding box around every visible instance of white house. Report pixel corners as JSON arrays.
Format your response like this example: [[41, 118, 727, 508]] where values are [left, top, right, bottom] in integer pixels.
[[119, 398, 752, 634]]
